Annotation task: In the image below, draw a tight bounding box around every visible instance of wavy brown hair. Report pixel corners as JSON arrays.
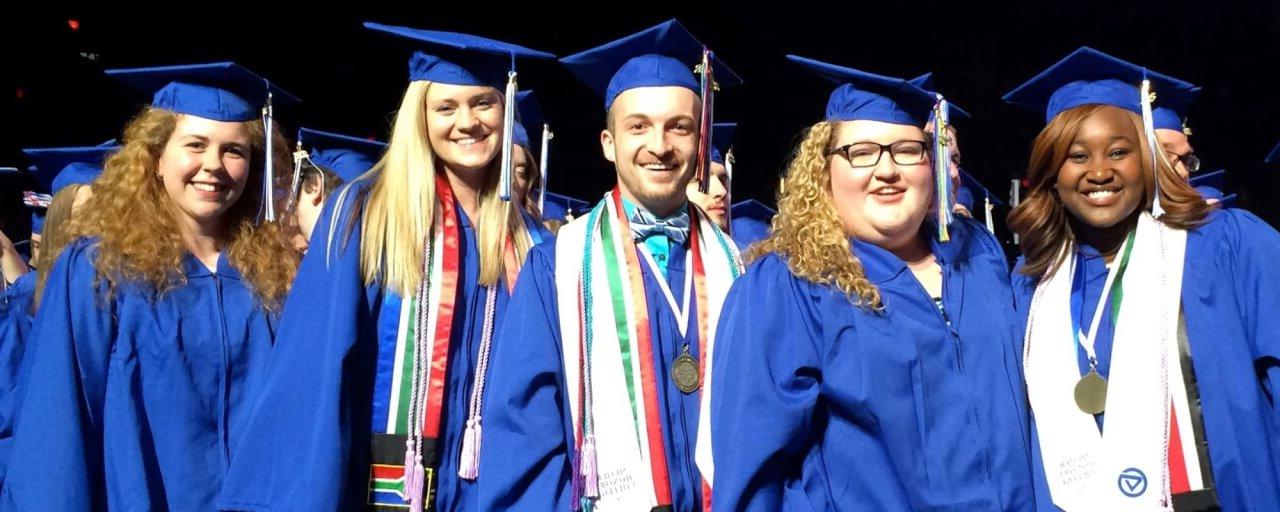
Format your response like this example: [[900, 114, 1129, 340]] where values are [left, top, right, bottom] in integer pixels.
[[68, 107, 300, 310], [746, 121, 883, 309], [1008, 104, 1213, 278]]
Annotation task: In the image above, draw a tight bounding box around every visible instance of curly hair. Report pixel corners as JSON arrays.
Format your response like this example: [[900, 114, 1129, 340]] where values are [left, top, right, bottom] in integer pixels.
[[746, 121, 883, 309], [1008, 104, 1213, 278], [69, 107, 300, 310]]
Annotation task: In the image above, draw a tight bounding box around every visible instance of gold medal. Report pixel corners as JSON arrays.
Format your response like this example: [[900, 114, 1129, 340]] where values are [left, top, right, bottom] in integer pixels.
[[1074, 370, 1108, 415], [672, 346, 701, 394]]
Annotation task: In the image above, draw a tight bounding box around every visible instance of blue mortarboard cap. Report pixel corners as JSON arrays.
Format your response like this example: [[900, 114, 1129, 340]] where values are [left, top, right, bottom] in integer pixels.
[[364, 22, 556, 88], [1152, 85, 1200, 131], [31, 212, 45, 234], [959, 169, 1005, 208], [787, 55, 936, 125], [908, 73, 971, 122], [22, 143, 118, 193], [710, 122, 736, 165], [513, 90, 546, 156], [542, 192, 590, 221], [297, 128, 386, 183], [731, 199, 776, 222], [1002, 47, 1197, 123], [956, 186, 976, 211], [560, 19, 742, 111], [1217, 193, 1238, 208], [1189, 169, 1225, 200], [107, 62, 298, 122]]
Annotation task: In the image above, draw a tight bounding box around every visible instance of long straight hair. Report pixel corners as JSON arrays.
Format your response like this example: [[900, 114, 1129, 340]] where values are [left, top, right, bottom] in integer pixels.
[[358, 80, 533, 297]]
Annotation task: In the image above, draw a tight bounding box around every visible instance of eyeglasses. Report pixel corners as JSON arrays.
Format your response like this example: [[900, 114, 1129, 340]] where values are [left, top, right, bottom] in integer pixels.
[[1166, 151, 1201, 174], [827, 140, 928, 168]]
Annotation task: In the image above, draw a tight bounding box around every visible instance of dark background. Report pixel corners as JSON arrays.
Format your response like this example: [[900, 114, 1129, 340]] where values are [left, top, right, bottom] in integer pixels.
[[4, 0, 1279, 247]]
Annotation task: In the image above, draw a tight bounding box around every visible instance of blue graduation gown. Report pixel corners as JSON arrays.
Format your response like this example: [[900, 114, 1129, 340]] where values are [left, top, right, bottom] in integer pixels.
[[0, 272, 35, 487], [217, 183, 545, 511], [1013, 208, 1280, 511], [477, 234, 705, 510], [0, 239, 278, 511], [711, 217, 1035, 511]]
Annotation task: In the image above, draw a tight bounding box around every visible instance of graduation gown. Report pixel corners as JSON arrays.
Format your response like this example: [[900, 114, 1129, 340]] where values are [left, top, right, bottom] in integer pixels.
[[0, 239, 278, 511], [1013, 208, 1280, 511], [710, 217, 1035, 511], [0, 272, 35, 487], [476, 234, 706, 510], [218, 182, 544, 511]]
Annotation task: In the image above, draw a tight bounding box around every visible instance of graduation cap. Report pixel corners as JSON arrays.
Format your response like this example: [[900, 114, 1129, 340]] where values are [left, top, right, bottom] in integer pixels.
[[22, 143, 117, 193], [108, 62, 300, 222], [559, 18, 741, 111], [1188, 169, 1225, 201], [560, 18, 739, 194], [959, 170, 1005, 233], [512, 90, 545, 158], [365, 22, 557, 203], [295, 128, 386, 183], [789, 55, 952, 239], [1217, 193, 1238, 208], [107, 62, 298, 123], [364, 22, 556, 88], [710, 122, 736, 166], [909, 73, 972, 122], [729, 199, 775, 246], [787, 55, 936, 125], [21, 142, 118, 234], [1001, 47, 1197, 124], [541, 191, 590, 222], [1152, 86, 1201, 134], [1003, 47, 1198, 217]]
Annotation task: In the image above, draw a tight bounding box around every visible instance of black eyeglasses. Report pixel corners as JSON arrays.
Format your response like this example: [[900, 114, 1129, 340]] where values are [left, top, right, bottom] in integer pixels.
[[827, 140, 928, 168]]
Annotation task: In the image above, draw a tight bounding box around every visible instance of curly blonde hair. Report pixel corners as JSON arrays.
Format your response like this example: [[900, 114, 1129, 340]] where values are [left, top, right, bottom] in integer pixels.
[[747, 121, 883, 309], [68, 107, 300, 310]]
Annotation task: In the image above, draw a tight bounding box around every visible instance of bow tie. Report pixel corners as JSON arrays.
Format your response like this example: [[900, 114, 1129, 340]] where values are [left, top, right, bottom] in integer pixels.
[[628, 208, 690, 244]]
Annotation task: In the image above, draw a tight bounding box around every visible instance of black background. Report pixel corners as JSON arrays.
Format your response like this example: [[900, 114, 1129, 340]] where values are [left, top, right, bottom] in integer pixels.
[[4, 0, 1279, 245]]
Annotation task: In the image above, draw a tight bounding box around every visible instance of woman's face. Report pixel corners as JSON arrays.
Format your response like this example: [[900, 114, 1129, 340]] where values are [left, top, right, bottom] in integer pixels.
[[424, 83, 504, 174], [1054, 106, 1146, 231], [156, 114, 253, 233], [828, 120, 934, 248]]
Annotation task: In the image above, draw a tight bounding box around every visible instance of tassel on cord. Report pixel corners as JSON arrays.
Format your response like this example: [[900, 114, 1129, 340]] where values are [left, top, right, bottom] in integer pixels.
[[498, 69, 518, 202], [933, 94, 952, 242], [695, 47, 715, 193], [1139, 73, 1165, 217], [260, 89, 276, 223], [538, 123, 552, 214]]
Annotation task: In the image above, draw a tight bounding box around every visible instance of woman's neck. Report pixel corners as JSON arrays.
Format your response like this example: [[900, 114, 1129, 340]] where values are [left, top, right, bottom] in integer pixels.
[[442, 163, 486, 220], [179, 215, 224, 271]]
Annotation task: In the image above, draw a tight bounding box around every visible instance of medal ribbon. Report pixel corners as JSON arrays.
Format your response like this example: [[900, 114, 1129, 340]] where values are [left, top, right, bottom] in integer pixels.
[[1070, 230, 1135, 376]]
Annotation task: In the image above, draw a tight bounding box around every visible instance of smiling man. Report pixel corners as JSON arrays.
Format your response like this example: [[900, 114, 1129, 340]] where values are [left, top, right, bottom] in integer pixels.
[[476, 19, 744, 512]]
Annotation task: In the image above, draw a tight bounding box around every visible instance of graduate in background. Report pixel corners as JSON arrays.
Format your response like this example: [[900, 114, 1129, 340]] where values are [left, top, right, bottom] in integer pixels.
[[1, 62, 299, 511], [217, 24, 554, 512], [1004, 47, 1280, 511], [1151, 84, 1201, 180], [285, 127, 385, 249], [710, 55, 1035, 511], [0, 143, 115, 491], [477, 19, 743, 511]]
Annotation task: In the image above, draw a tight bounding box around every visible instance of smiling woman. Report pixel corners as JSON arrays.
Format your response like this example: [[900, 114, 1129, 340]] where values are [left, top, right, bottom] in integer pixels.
[[0, 63, 300, 511]]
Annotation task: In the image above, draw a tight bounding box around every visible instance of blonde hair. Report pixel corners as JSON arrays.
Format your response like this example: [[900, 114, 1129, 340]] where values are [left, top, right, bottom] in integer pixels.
[[358, 81, 533, 297], [68, 107, 300, 310], [747, 121, 883, 309], [32, 183, 87, 308]]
